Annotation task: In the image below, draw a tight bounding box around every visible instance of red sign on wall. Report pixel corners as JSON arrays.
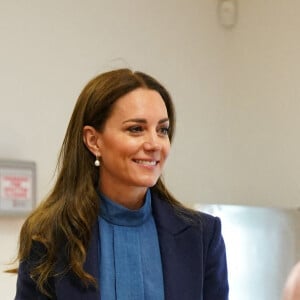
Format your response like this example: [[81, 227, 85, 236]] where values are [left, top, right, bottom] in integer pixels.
[[0, 161, 36, 214]]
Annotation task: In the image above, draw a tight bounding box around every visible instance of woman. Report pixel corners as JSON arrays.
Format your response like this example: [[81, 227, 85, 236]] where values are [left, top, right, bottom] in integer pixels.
[[14, 69, 229, 299]]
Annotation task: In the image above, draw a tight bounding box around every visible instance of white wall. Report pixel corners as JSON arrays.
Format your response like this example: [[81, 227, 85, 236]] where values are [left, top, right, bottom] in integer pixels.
[[167, 0, 300, 209], [1, 0, 300, 299], [221, 0, 300, 208]]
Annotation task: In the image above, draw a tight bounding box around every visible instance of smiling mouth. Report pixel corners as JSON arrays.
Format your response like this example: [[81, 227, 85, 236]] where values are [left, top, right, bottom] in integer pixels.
[[133, 159, 158, 166]]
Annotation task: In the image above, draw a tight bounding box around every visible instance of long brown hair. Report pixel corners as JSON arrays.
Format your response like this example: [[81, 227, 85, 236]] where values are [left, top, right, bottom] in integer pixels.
[[13, 68, 182, 296]]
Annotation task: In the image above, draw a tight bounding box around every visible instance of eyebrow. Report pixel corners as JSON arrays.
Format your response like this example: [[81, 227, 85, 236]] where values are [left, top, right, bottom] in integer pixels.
[[122, 118, 169, 124]]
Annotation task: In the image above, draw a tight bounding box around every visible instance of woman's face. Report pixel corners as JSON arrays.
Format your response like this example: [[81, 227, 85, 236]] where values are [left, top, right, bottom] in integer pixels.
[[97, 88, 171, 197]]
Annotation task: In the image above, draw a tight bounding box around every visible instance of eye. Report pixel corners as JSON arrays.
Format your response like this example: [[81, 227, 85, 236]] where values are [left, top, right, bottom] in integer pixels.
[[127, 125, 144, 133], [158, 126, 170, 136]]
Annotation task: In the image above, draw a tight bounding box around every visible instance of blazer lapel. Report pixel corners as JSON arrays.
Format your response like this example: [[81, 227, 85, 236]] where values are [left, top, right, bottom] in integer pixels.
[[152, 194, 204, 300], [82, 223, 101, 298], [55, 224, 100, 300]]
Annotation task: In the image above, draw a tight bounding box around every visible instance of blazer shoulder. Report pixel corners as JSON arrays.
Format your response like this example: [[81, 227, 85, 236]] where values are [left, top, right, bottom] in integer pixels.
[[151, 192, 221, 237], [181, 209, 224, 248]]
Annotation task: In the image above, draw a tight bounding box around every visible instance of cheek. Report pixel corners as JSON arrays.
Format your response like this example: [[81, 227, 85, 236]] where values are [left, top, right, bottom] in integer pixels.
[[162, 141, 171, 159], [103, 136, 140, 157]]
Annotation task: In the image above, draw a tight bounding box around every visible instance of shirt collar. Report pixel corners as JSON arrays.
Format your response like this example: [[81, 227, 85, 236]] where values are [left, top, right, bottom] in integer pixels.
[[99, 189, 152, 227]]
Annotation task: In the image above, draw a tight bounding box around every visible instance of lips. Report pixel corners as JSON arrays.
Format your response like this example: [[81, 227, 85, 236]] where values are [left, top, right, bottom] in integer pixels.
[[133, 159, 158, 166]]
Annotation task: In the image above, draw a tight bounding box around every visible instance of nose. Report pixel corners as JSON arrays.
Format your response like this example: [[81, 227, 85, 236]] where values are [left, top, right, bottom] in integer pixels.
[[143, 133, 162, 151]]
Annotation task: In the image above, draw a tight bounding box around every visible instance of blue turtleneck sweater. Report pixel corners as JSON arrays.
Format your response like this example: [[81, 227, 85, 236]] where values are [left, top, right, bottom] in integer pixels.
[[98, 189, 164, 300]]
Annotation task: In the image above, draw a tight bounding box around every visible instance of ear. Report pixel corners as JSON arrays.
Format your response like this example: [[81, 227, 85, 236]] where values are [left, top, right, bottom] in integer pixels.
[[83, 125, 102, 157]]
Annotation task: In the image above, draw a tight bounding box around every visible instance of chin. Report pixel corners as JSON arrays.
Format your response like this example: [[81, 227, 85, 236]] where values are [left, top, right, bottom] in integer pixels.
[[135, 178, 159, 188]]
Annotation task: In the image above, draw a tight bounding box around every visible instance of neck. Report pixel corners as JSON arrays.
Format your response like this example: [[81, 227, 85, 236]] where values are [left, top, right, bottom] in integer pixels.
[[99, 183, 147, 210]]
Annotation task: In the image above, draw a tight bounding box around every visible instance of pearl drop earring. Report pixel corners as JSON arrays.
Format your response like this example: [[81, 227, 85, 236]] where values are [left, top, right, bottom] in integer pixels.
[[94, 156, 100, 167]]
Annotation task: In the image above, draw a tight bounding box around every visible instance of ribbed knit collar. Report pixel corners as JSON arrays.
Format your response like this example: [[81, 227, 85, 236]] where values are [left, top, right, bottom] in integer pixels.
[[99, 189, 152, 227]]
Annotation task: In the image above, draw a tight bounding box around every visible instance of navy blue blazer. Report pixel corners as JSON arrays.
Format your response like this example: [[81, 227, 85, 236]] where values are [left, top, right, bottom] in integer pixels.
[[15, 193, 229, 299]]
